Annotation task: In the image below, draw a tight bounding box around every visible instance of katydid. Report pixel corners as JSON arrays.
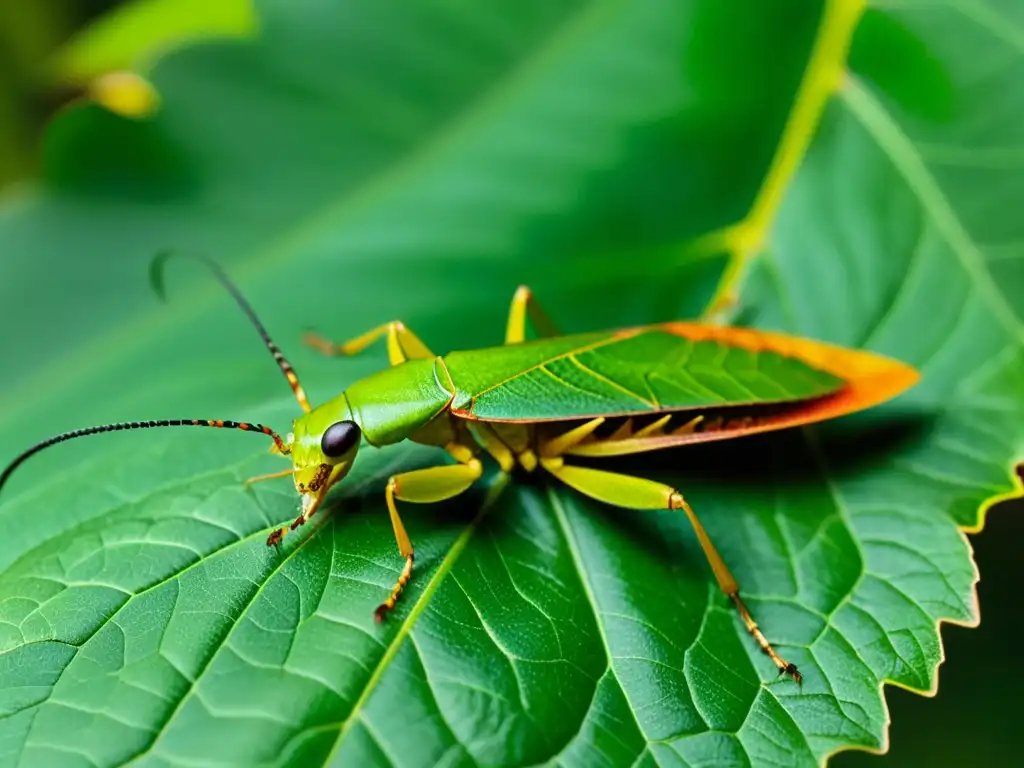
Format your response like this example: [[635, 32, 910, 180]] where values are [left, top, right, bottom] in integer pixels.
[[0, 255, 920, 685]]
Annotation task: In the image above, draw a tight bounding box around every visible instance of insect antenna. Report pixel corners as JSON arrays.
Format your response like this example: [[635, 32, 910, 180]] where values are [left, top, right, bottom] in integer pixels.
[[151, 251, 312, 412], [0, 419, 289, 496]]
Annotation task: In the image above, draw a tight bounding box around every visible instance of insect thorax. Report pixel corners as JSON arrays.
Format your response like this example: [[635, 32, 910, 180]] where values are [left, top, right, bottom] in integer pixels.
[[344, 358, 452, 446]]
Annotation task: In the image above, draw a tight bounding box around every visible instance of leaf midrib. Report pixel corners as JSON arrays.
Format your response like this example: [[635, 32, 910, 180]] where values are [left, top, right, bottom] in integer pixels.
[[319, 477, 509, 764], [704, 0, 867, 314], [546, 487, 647, 761]]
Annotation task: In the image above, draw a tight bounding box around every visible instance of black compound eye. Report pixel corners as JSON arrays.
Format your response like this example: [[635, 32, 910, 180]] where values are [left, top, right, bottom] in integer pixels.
[[321, 420, 361, 459]]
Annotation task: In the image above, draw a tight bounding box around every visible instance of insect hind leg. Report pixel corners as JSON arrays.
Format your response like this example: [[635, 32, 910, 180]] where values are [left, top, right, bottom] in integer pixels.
[[505, 285, 561, 344], [539, 457, 801, 684]]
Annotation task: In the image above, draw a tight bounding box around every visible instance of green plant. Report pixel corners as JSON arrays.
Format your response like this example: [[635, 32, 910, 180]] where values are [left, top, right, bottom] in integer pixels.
[[0, 1, 1019, 765]]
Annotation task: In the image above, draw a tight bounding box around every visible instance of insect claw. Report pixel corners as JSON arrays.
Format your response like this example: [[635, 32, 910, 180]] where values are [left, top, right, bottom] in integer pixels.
[[778, 662, 802, 686], [266, 527, 287, 547]]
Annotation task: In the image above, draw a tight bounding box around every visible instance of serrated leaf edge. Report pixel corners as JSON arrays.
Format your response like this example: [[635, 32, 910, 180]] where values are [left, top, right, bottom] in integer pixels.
[[824, 462, 1024, 764], [818, 67, 1024, 768], [695, 0, 1023, 760]]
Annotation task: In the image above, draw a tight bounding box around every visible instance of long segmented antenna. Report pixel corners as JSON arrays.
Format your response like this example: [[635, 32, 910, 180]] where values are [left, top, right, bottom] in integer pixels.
[[151, 251, 312, 412], [0, 419, 288, 496]]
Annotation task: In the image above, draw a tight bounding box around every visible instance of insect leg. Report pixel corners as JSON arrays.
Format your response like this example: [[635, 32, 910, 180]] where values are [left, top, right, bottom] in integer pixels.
[[243, 467, 294, 487], [266, 463, 340, 546], [465, 422, 516, 472], [538, 417, 605, 458], [505, 285, 561, 344], [304, 321, 433, 365], [376, 448, 483, 621], [539, 457, 802, 684]]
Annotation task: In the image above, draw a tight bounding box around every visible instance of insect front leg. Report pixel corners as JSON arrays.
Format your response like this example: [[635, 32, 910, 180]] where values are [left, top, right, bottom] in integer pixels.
[[539, 457, 802, 684], [266, 464, 336, 546], [304, 320, 433, 365], [505, 285, 561, 344], [243, 467, 294, 487], [376, 444, 483, 621]]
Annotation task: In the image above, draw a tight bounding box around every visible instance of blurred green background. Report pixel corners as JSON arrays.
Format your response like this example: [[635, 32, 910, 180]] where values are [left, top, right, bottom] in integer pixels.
[[0, 0, 105, 186], [0, 1, 1019, 766]]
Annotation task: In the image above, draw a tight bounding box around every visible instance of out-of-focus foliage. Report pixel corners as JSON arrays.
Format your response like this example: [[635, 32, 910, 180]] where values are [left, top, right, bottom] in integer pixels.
[[0, 0, 253, 185], [0, 1, 1021, 766], [0, 0, 102, 186], [52, 0, 256, 84]]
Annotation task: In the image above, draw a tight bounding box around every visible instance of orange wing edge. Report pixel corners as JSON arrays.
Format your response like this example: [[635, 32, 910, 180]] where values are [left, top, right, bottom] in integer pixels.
[[562, 322, 921, 456]]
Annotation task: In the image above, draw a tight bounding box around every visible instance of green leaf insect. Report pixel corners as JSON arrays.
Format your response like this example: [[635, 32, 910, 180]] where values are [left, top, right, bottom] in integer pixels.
[[0, 254, 921, 686]]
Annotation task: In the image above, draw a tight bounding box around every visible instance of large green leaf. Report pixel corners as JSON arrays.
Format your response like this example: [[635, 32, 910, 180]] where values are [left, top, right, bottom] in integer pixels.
[[0, 1, 1019, 767]]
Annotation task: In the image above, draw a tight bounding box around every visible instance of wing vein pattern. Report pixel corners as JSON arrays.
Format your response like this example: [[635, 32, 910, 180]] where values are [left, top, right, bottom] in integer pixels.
[[443, 326, 848, 422]]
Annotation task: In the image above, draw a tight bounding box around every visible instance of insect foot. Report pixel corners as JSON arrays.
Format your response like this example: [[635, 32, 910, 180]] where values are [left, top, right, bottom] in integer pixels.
[[779, 662, 803, 685], [667, 491, 803, 686], [375, 553, 415, 623], [267, 527, 287, 547], [729, 591, 803, 686]]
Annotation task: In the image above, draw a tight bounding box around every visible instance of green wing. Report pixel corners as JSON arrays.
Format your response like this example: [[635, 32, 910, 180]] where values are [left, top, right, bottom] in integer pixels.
[[442, 328, 847, 422]]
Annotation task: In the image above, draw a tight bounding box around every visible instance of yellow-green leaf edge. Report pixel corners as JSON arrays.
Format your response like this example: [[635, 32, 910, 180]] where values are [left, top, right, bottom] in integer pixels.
[[697, 0, 1024, 762]]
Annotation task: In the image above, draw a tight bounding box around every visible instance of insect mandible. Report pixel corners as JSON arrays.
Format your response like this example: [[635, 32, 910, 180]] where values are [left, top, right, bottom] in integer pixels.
[[0, 254, 921, 685]]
